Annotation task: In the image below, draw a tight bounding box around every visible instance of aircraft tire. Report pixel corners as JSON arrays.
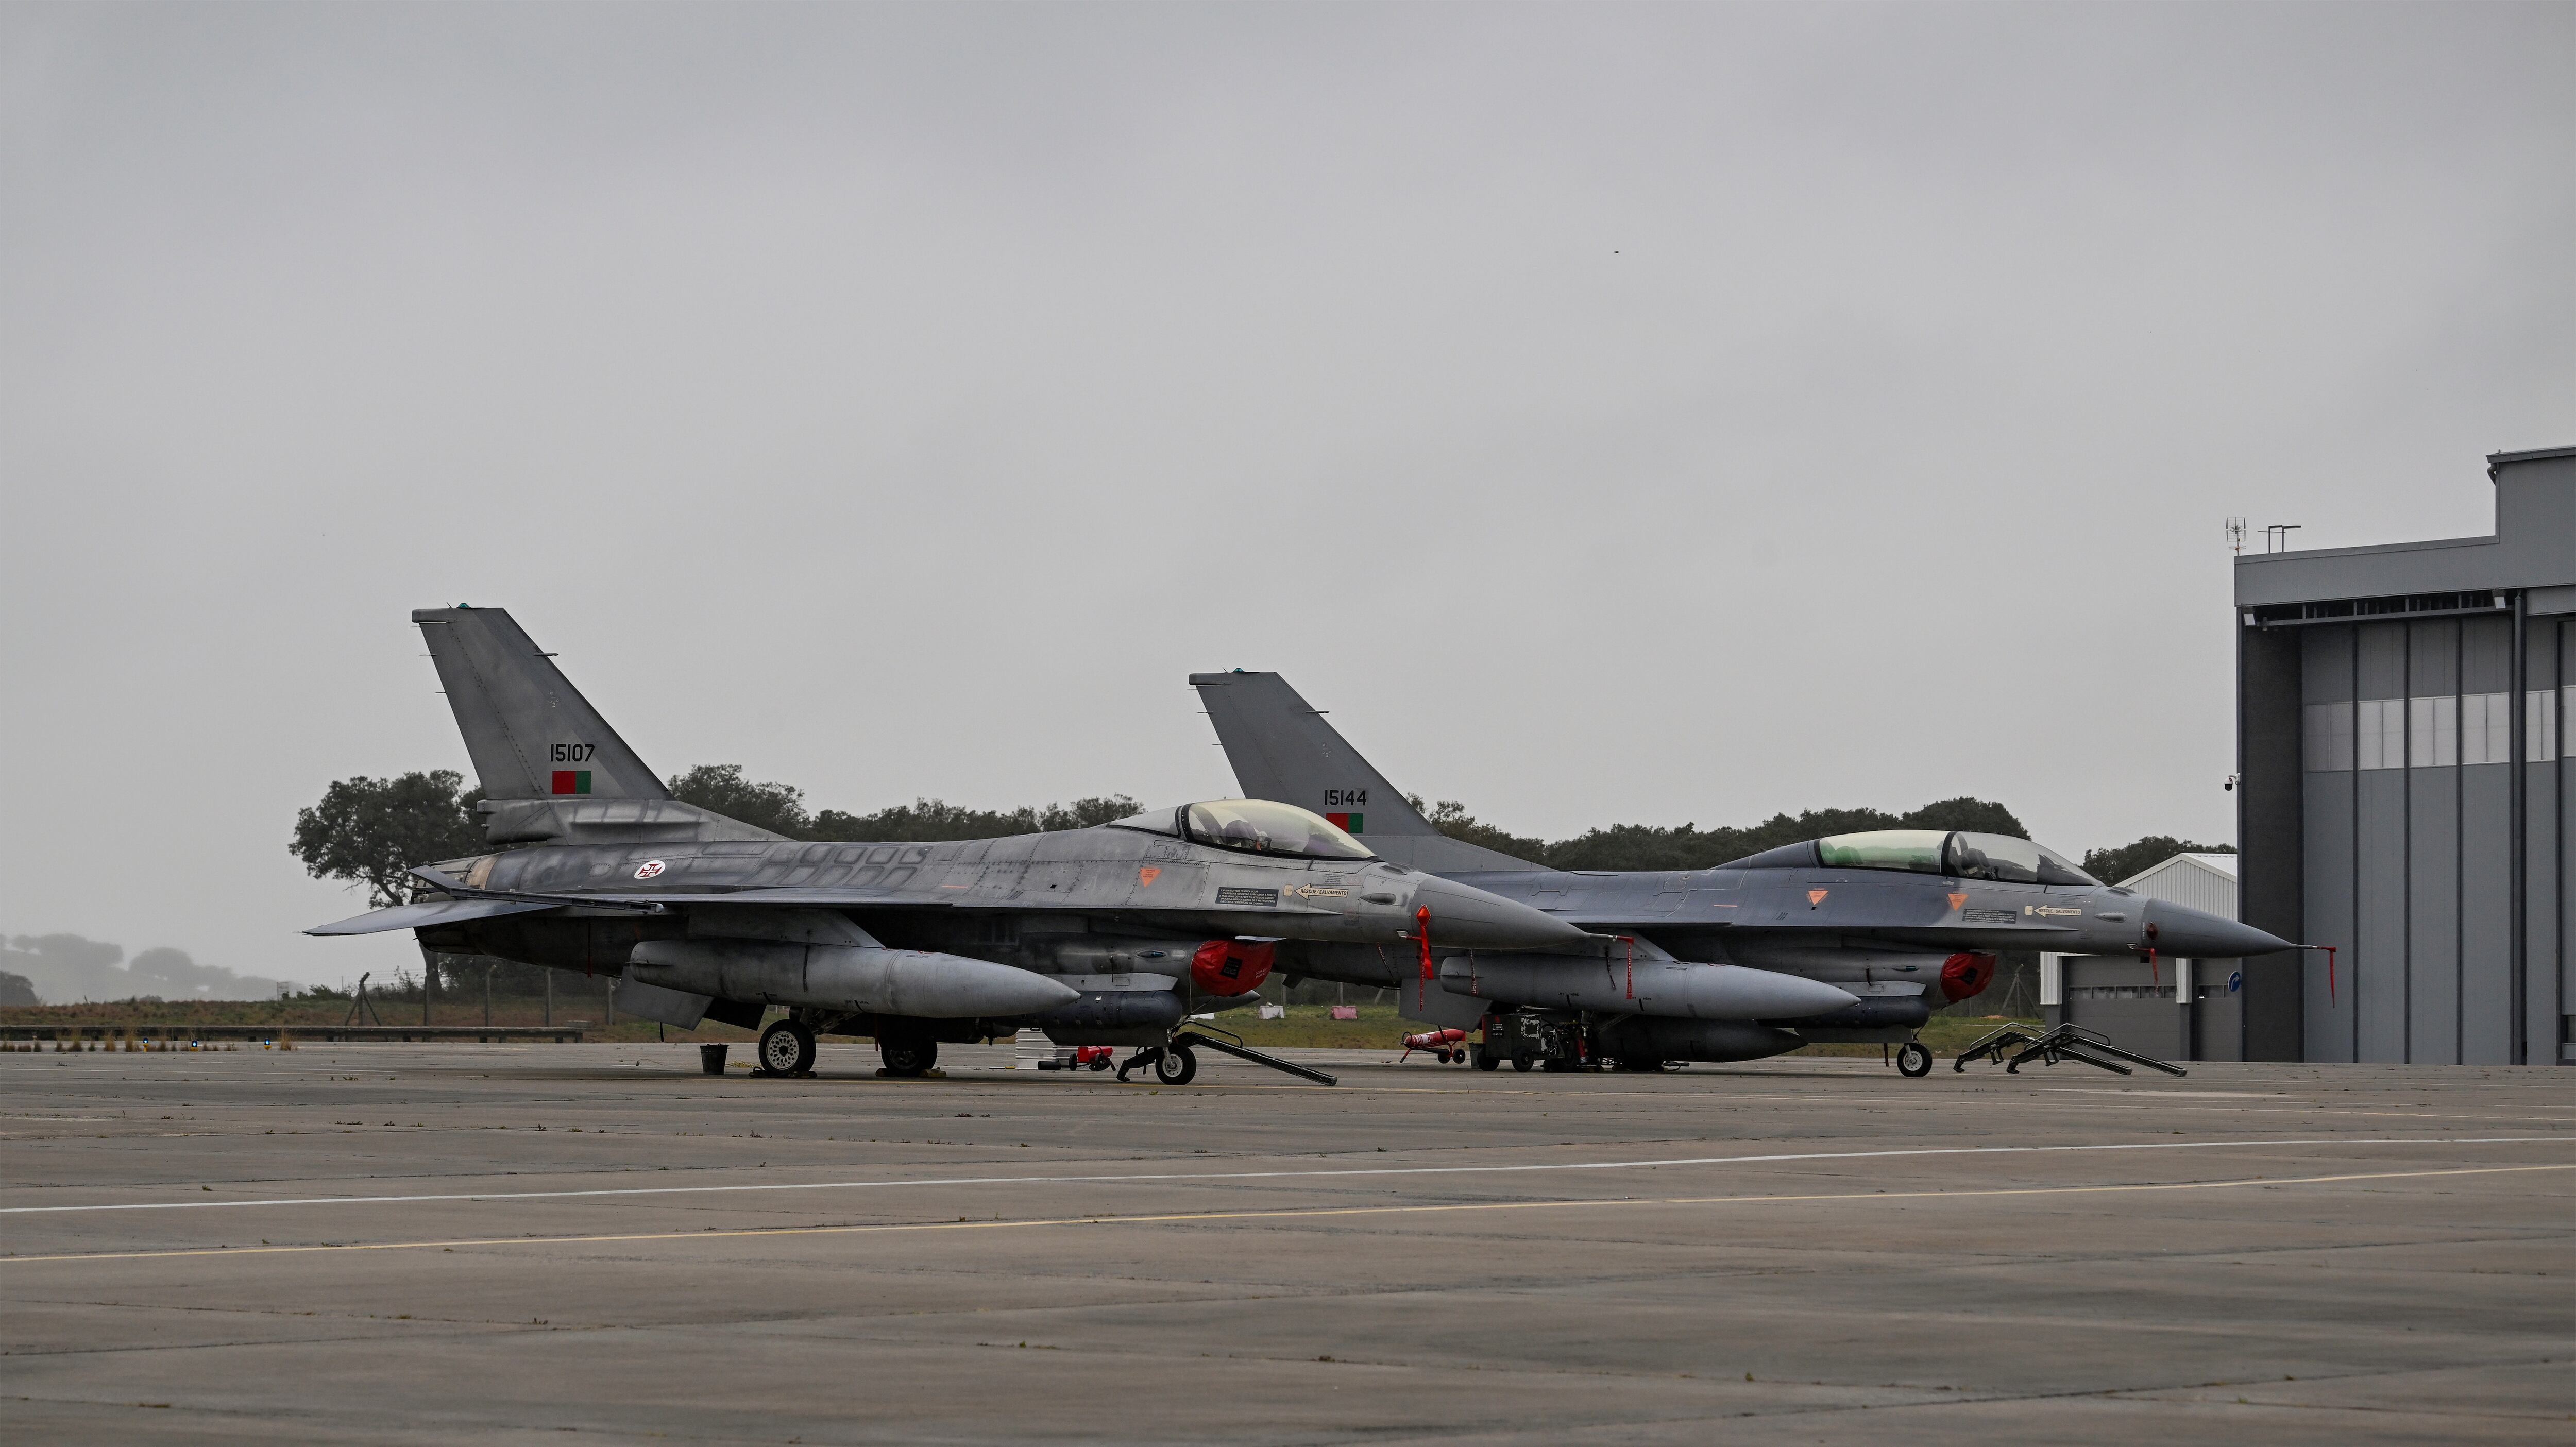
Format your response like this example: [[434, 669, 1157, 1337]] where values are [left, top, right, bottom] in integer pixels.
[[878, 1036, 938, 1078], [1153, 1044, 1197, 1085], [759, 1019, 816, 1076], [1896, 1041, 1933, 1078], [1511, 1056, 1534, 1073]]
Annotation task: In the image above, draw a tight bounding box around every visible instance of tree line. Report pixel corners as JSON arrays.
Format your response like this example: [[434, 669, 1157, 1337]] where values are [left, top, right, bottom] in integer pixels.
[[293, 764, 2226, 904]]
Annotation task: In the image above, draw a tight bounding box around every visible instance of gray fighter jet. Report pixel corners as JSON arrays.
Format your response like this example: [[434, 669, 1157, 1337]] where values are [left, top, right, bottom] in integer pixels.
[[1191, 671, 2292, 1076], [306, 609, 1590, 1085]]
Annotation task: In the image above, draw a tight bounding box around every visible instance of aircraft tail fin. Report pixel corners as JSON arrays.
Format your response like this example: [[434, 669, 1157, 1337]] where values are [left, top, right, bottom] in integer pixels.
[[413, 606, 670, 803], [1188, 671, 1537, 872]]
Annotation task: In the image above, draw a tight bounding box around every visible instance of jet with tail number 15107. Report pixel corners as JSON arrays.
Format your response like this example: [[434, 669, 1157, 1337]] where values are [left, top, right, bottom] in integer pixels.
[[305, 608, 1591, 1085]]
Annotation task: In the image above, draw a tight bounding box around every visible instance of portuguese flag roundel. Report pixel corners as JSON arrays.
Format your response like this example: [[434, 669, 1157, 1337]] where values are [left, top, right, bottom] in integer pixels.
[[551, 770, 592, 795], [1326, 810, 1363, 833]]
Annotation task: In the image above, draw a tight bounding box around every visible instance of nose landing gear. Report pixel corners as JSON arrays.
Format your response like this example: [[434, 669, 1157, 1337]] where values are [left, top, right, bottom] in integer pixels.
[[1117, 1042, 1198, 1085], [1894, 1040, 1933, 1078]]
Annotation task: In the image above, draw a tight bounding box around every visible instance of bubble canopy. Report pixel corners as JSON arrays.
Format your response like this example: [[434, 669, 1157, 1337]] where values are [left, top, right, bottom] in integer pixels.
[[1804, 829, 2099, 886], [1109, 801, 1377, 862]]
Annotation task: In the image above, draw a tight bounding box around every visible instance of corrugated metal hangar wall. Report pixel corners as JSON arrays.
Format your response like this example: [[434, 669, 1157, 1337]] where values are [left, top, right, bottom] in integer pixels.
[[2234, 445, 2576, 1065]]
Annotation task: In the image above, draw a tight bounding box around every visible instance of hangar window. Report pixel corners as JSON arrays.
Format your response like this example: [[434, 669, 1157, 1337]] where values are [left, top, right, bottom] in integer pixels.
[[1183, 801, 1376, 861], [2304, 702, 2354, 772], [2355, 698, 2405, 770], [2407, 695, 2459, 768], [2461, 692, 2511, 765]]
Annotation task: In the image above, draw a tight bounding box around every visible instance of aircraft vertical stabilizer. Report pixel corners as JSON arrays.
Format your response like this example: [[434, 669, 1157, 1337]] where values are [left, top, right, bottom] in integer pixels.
[[413, 606, 670, 803], [1189, 671, 1537, 872]]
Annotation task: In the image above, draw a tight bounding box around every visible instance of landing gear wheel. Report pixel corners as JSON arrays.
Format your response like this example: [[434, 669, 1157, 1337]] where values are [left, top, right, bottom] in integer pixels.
[[1512, 1056, 1535, 1073], [877, 1036, 938, 1077], [1895, 1040, 1933, 1078], [759, 1019, 816, 1076], [1152, 1044, 1197, 1086]]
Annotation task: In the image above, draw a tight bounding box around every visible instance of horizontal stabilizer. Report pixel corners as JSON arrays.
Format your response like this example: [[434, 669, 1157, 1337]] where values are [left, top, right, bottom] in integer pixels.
[[305, 898, 555, 936]]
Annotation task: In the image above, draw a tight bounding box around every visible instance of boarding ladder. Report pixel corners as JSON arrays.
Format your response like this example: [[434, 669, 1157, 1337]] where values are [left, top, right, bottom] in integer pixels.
[[1172, 1025, 1338, 1085]]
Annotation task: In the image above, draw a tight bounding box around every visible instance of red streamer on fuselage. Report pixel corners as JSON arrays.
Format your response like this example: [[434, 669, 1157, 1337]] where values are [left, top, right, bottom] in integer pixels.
[[1415, 906, 1433, 1010]]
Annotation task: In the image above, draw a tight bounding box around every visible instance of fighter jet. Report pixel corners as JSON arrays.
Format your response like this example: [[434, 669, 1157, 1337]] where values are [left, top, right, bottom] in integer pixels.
[[306, 609, 1590, 1085], [1190, 671, 2293, 1076]]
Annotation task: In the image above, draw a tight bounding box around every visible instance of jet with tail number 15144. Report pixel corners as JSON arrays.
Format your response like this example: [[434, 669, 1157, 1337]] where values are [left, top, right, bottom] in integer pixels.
[[1190, 670, 2294, 1077]]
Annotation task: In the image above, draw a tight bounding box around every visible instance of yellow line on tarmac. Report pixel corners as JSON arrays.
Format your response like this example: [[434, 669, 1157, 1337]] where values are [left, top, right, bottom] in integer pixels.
[[4, 1162, 2569, 1268]]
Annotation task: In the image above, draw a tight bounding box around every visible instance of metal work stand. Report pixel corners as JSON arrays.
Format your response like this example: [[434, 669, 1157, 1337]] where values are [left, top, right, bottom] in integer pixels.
[[1951, 1022, 2187, 1077]]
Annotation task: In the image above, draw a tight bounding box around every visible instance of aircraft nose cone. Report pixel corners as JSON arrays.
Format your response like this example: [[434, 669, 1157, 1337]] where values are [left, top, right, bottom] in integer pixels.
[[2144, 898, 2294, 958], [1409, 874, 1595, 950]]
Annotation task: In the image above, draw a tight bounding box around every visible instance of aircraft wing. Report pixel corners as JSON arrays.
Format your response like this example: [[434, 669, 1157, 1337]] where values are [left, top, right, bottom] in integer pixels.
[[306, 898, 559, 936], [623, 888, 960, 908], [308, 875, 970, 938]]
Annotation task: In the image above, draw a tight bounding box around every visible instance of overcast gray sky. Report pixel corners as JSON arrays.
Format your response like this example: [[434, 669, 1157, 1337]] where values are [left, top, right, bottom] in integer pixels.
[[4, 1, 2571, 989]]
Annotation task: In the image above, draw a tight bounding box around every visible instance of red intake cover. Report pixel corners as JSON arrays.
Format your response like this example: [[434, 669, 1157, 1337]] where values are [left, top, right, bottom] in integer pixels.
[[1940, 950, 1998, 1002], [1190, 939, 1275, 996]]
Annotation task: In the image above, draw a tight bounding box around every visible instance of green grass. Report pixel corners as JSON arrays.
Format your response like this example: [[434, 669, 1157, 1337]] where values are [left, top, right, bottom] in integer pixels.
[[1188, 1003, 1423, 1050], [1793, 1013, 2042, 1058]]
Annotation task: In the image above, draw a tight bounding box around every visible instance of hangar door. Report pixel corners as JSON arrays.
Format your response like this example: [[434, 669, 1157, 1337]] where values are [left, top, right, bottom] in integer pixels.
[[2050, 956, 2243, 1063]]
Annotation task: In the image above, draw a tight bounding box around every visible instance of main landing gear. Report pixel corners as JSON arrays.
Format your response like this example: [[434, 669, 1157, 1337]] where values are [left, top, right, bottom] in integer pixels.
[[877, 1036, 939, 1078], [757, 1019, 816, 1076]]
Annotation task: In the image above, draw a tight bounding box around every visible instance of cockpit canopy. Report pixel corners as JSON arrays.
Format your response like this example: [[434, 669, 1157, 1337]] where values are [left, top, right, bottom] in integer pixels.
[[1109, 800, 1377, 862], [1797, 829, 2097, 886]]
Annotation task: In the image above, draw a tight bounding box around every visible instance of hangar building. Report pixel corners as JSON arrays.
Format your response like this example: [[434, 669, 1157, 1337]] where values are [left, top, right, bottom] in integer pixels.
[[2235, 444, 2576, 1066]]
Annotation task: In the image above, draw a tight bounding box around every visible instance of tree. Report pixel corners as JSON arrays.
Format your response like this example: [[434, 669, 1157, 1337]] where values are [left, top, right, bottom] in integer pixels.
[[810, 795, 1145, 842], [667, 764, 811, 837], [2082, 835, 2234, 887], [290, 771, 487, 907], [1901, 796, 2028, 838], [1413, 797, 1547, 860]]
